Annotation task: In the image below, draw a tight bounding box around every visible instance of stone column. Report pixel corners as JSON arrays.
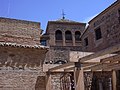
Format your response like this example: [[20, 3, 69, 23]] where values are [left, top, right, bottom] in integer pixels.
[[63, 31, 66, 46], [112, 70, 117, 90], [74, 67, 84, 90], [46, 72, 52, 90], [72, 33, 75, 46], [50, 33, 56, 46]]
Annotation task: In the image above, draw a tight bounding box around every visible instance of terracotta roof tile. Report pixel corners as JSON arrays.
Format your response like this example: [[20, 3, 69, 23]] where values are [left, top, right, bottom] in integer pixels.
[[0, 42, 49, 49]]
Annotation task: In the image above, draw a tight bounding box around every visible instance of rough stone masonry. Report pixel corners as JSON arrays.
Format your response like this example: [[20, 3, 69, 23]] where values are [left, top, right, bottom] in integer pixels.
[[0, 17, 48, 90]]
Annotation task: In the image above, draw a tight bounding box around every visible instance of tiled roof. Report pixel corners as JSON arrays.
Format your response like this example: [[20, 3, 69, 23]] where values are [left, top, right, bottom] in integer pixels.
[[0, 42, 49, 49], [47, 19, 86, 25], [55, 19, 81, 23]]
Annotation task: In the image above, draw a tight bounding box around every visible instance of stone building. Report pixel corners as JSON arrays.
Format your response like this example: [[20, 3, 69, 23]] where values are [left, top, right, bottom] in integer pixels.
[[0, 0, 120, 90], [80, 0, 120, 90], [41, 19, 86, 64], [41, 18, 86, 90], [44, 0, 120, 90], [0, 17, 48, 90], [81, 0, 120, 52]]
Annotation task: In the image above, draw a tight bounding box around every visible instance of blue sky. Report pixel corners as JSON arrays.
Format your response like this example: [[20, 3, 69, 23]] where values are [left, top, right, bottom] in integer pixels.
[[0, 0, 116, 31]]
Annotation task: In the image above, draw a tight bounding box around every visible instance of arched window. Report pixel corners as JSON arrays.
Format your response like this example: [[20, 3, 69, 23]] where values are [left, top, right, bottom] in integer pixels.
[[75, 31, 81, 41], [65, 31, 72, 40], [55, 30, 63, 40]]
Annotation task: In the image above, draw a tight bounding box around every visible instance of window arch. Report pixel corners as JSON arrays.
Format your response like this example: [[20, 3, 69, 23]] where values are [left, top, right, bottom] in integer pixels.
[[75, 31, 81, 41], [55, 30, 63, 40], [65, 31, 72, 40]]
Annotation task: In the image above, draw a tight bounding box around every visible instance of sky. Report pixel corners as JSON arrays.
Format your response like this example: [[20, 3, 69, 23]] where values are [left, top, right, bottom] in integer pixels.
[[0, 0, 116, 31]]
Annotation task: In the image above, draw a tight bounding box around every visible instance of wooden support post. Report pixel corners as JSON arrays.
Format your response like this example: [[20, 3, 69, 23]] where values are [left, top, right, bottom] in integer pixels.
[[112, 70, 117, 90], [74, 67, 85, 90], [46, 72, 52, 90]]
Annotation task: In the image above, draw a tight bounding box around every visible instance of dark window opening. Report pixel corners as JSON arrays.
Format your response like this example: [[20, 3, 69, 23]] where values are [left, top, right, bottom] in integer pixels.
[[118, 9, 120, 17], [9, 54, 15, 57], [117, 70, 120, 85], [65, 31, 72, 40], [118, 9, 120, 23], [55, 30, 63, 40], [54, 60, 66, 64], [95, 27, 102, 40], [40, 40, 47, 46], [116, 70, 120, 88], [84, 37, 88, 46], [75, 31, 81, 41]]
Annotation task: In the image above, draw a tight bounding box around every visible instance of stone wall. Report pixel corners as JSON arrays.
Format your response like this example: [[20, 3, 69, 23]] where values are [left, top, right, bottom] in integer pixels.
[[0, 70, 45, 90], [51, 73, 62, 90], [82, 1, 120, 52], [0, 46, 46, 67], [46, 21, 85, 46], [45, 46, 82, 64], [0, 46, 47, 90], [0, 17, 41, 45]]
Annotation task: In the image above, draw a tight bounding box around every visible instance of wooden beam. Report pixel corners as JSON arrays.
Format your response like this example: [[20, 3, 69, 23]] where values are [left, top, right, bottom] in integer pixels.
[[49, 62, 74, 72], [64, 67, 74, 72], [83, 62, 119, 71], [93, 62, 120, 71], [101, 57, 120, 70], [83, 63, 108, 71], [81, 62, 99, 67], [79, 43, 120, 62], [83, 54, 120, 71], [103, 63, 120, 70], [49, 70, 74, 73], [101, 54, 120, 63]]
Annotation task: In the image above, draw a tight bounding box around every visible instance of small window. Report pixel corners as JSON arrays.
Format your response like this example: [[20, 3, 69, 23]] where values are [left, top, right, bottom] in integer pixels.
[[75, 31, 81, 41], [118, 9, 120, 23], [55, 30, 63, 40], [40, 40, 47, 46], [65, 31, 72, 40], [95, 27, 102, 40], [84, 37, 88, 46], [118, 9, 120, 16], [117, 70, 120, 85]]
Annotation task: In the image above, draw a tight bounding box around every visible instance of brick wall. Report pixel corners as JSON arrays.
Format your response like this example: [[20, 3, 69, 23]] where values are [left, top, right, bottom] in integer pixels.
[[46, 22, 85, 46], [0, 46, 47, 90], [0, 17, 41, 45], [0, 70, 45, 90], [82, 1, 120, 52]]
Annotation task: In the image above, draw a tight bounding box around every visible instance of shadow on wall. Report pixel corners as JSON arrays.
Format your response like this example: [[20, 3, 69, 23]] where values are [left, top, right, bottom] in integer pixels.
[[35, 76, 46, 90]]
